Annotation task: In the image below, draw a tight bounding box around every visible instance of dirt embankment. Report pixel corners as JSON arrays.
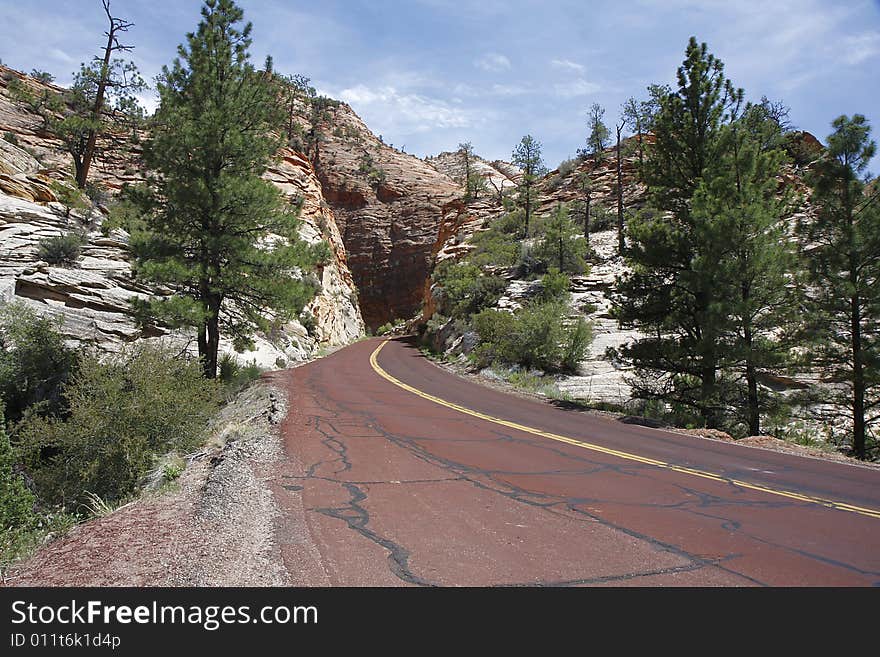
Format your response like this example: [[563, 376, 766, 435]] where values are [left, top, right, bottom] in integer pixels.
[[4, 381, 291, 587]]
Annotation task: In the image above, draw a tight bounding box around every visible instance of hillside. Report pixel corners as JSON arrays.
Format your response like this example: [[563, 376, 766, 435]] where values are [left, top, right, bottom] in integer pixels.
[[0, 64, 364, 365]]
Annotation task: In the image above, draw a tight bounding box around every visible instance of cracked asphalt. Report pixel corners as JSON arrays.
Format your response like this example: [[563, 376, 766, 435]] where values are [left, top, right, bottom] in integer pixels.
[[269, 337, 880, 586]]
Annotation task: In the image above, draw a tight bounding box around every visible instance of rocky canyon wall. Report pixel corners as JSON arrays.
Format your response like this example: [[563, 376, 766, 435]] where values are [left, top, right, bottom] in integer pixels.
[[0, 65, 363, 366]]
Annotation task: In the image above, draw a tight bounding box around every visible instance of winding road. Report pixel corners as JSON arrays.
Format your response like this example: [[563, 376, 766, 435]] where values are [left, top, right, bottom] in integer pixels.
[[270, 337, 880, 586]]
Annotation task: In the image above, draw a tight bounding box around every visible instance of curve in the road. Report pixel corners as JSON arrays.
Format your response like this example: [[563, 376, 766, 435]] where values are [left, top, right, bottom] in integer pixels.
[[369, 340, 880, 521]]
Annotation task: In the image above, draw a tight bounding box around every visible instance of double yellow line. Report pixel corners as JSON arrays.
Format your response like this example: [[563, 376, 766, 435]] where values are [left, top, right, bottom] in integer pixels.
[[369, 340, 880, 520]]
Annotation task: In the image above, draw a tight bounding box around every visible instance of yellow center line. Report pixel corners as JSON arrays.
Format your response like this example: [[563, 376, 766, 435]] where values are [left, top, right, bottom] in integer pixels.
[[369, 340, 880, 520]]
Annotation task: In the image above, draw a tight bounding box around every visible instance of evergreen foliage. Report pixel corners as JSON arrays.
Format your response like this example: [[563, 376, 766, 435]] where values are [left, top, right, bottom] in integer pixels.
[[0, 303, 80, 425], [612, 37, 796, 432], [511, 135, 546, 237], [533, 204, 588, 274], [585, 103, 610, 161], [17, 344, 220, 506], [130, 0, 325, 378], [798, 115, 879, 458]]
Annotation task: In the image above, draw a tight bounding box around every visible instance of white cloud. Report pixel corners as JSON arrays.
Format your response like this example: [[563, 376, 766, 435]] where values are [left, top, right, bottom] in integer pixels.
[[491, 83, 530, 97], [554, 79, 601, 98], [48, 48, 76, 64], [842, 32, 880, 66], [551, 58, 585, 73], [475, 52, 511, 72], [337, 84, 477, 133]]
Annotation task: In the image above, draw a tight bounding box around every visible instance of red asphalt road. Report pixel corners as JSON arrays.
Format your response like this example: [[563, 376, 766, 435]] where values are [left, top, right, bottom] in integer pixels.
[[270, 337, 880, 586]]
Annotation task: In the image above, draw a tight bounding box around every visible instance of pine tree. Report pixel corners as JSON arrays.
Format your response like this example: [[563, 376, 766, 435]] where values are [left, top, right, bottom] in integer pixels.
[[586, 103, 609, 162], [47, 1, 146, 189], [534, 204, 587, 274], [570, 172, 592, 255], [692, 104, 793, 436], [615, 121, 626, 255], [798, 115, 879, 459], [459, 141, 486, 201], [511, 135, 546, 237], [131, 0, 326, 378], [612, 37, 742, 429]]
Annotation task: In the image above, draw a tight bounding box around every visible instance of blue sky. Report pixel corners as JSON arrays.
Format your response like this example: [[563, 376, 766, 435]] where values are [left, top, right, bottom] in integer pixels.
[[1, 0, 878, 172]]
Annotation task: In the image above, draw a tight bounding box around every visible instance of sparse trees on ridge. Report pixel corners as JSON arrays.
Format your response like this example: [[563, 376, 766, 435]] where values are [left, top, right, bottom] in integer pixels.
[[584, 103, 610, 162], [511, 134, 546, 237]]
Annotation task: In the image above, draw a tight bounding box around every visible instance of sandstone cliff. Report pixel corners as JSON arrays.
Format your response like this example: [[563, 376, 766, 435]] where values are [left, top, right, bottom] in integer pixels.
[[0, 65, 363, 365], [308, 103, 466, 329]]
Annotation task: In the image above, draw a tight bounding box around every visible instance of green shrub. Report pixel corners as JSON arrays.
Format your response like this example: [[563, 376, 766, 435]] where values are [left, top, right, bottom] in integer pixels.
[[562, 317, 591, 372], [533, 205, 587, 274], [473, 301, 590, 373], [488, 209, 525, 237], [48, 179, 89, 214], [29, 69, 54, 84], [469, 227, 520, 268], [537, 269, 571, 303], [590, 205, 615, 232], [162, 460, 185, 482], [101, 194, 146, 235], [2, 131, 18, 146], [0, 405, 37, 537], [298, 310, 318, 337], [434, 261, 507, 318], [37, 233, 86, 266], [557, 158, 578, 177], [83, 181, 108, 207], [0, 302, 80, 424], [472, 309, 517, 366], [17, 344, 220, 506], [377, 322, 395, 336], [218, 353, 263, 396]]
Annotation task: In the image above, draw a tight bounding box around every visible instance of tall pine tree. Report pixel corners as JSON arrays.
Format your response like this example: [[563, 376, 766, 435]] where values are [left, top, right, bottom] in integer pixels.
[[692, 103, 793, 435], [511, 135, 546, 238], [798, 115, 879, 459], [612, 38, 742, 428], [131, 0, 325, 378]]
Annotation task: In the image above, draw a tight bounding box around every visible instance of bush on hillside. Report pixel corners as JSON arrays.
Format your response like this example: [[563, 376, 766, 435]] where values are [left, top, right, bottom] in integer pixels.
[[0, 302, 80, 424], [472, 301, 591, 373], [218, 352, 263, 398], [433, 261, 508, 319], [37, 233, 86, 266], [0, 405, 37, 536], [17, 343, 220, 506]]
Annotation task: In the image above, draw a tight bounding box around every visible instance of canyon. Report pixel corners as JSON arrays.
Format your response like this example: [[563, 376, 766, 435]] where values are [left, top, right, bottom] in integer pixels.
[[0, 63, 826, 413]]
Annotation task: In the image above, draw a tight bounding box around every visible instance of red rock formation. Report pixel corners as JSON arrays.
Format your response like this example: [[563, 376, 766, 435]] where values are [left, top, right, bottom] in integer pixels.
[[309, 104, 465, 329]]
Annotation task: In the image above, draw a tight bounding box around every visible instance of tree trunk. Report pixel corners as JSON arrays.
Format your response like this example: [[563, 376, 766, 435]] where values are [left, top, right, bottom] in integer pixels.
[[77, 27, 115, 188], [701, 362, 718, 429], [616, 124, 625, 256], [197, 320, 209, 379], [852, 293, 866, 459], [744, 332, 760, 436], [524, 182, 531, 238], [198, 282, 221, 379], [205, 307, 221, 380]]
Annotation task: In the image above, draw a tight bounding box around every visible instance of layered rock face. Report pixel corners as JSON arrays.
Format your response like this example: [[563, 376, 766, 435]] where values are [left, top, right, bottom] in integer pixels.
[[310, 104, 465, 329], [0, 66, 363, 365], [425, 150, 520, 199]]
